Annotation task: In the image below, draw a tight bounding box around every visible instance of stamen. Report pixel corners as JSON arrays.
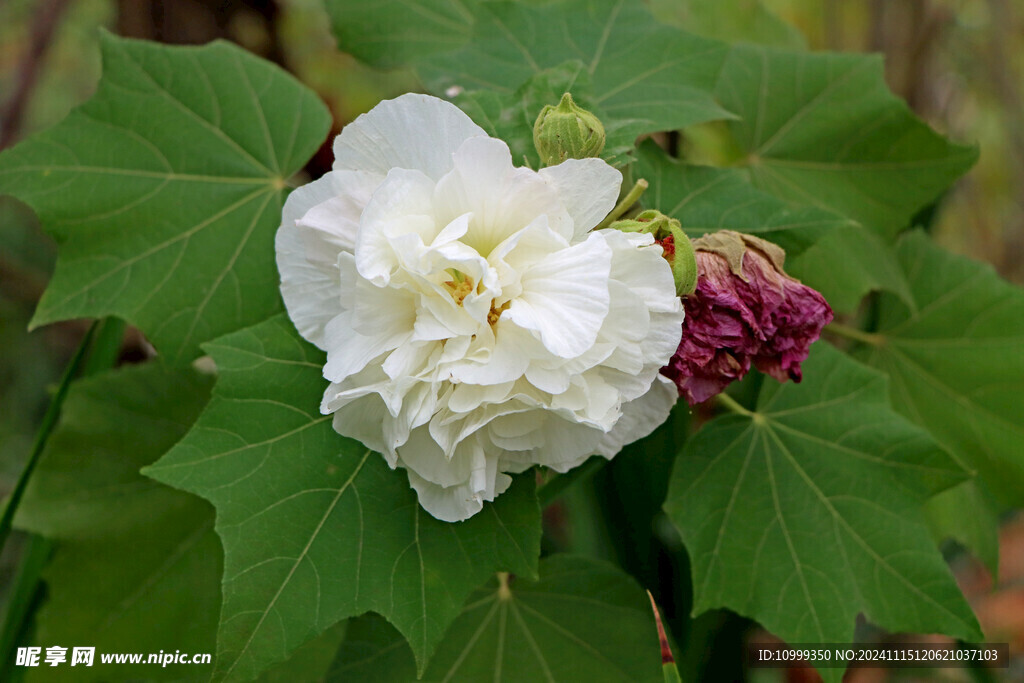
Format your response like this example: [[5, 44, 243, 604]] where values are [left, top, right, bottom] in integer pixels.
[[443, 268, 474, 306], [487, 300, 510, 325]]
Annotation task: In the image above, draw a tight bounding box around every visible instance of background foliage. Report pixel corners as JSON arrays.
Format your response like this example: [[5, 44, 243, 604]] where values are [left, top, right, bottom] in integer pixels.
[[1, 1, 1022, 682]]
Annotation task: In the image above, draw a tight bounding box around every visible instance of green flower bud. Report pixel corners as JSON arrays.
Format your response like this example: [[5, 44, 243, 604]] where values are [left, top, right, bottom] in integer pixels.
[[609, 210, 697, 296], [666, 223, 698, 296], [532, 93, 605, 166], [608, 209, 671, 234]]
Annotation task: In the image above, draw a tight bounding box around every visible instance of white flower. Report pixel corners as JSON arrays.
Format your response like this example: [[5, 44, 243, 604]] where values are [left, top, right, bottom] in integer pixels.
[[276, 94, 683, 522]]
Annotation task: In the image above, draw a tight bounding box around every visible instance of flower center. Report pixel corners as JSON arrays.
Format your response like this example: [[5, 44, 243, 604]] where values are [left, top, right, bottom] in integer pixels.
[[487, 300, 510, 326], [443, 268, 474, 306]]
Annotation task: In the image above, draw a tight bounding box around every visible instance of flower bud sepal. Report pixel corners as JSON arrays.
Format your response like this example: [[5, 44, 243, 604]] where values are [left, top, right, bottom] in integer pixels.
[[532, 92, 606, 166]]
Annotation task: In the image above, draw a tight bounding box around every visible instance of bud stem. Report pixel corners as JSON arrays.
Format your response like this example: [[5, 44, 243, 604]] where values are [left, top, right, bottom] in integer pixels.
[[596, 179, 648, 230], [824, 322, 885, 346], [716, 393, 753, 417]]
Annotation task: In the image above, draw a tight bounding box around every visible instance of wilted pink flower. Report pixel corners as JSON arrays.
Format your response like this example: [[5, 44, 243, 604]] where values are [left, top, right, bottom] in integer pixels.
[[662, 231, 832, 405]]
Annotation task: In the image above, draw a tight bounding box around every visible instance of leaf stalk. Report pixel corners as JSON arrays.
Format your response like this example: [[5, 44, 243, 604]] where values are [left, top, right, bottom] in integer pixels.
[[715, 392, 753, 417], [0, 321, 98, 552], [825, 322, 885, 346]]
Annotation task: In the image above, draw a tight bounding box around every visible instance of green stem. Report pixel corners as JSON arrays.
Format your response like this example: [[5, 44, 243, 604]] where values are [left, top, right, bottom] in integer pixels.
[[596, 178, 648, 230], [0, 317, 124, 674], [715, 393, 752, 417], [0, 321, 98, 552], [536, 457, 607, 508], [81, 317, 125, 376], [824, 322, 884, 346], [0, 533, 51, 678]]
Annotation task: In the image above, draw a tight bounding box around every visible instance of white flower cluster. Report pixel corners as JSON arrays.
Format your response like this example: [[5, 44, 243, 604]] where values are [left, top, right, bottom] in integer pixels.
[[277, 94, 683, 521]]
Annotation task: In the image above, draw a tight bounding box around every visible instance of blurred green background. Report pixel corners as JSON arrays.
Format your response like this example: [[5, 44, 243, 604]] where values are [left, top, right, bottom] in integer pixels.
[[2, 1, 1022, 680]]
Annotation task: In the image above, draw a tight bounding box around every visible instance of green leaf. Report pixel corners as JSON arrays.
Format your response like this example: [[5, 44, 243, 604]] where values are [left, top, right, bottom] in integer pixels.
[[635, 141, 853, 256], [327, 614, 417, 682], [330, 1, 732, 166], [0, 194, 52, 276], [324, 0, 479, 68], [664, 344, 981, 682], [854, 231, 1024, 507], [649, 0, 807, 49], [787, 224, 915, 314], [925, 481, 1000, 577], [256, 622, 348, 683], [16, 364, 212, 539], [15, 363, 221, 682], [328, 555, 663, 682], [0, 33, 331, 365], [144, 314, 541, 682], [716, 45, 977, 236], [418, 0, 732, 134]]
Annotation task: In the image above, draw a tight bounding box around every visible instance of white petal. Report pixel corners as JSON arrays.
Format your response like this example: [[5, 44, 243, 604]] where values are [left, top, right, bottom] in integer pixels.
[[595, 281, 652, 375], [351, 269, 418, 337], [278, 172, 374, 348], [504, 232, 612, 358], [605, 281, 650, 340], [643, 310, 685, 365], [596, 375, 678, 457], [403, 434, 512, 522], [549, 340, 615, 376], [396, 426, 472, 488], [601, 344, 646, 375], [282, 171, 346, 228], [569, 373, 621, 426], [295, 170, 381, 264], [488, 411, 546, 452], [406, 468, 512, 523], [446, 322, 534, 385], [448, 381, 515, 413], [494, 218, 570, 273], [333, 93, 487, 181], [412, 307, 463, 341], [433, 136, 572, 254], [432, 211, 472, 246], [355, 168, 437, 285], [539, 159, 622, 239], [322, 308, 411, 384], [402, 382, 441, 434], [521, 416, 605, 472], [428, 398, 532, 458], [328, 394, 392, 462], [381, 339, 437, 380], [524, 364, 571, 394], [275, 217, 338, 350], [603, 229, 682, 313]]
